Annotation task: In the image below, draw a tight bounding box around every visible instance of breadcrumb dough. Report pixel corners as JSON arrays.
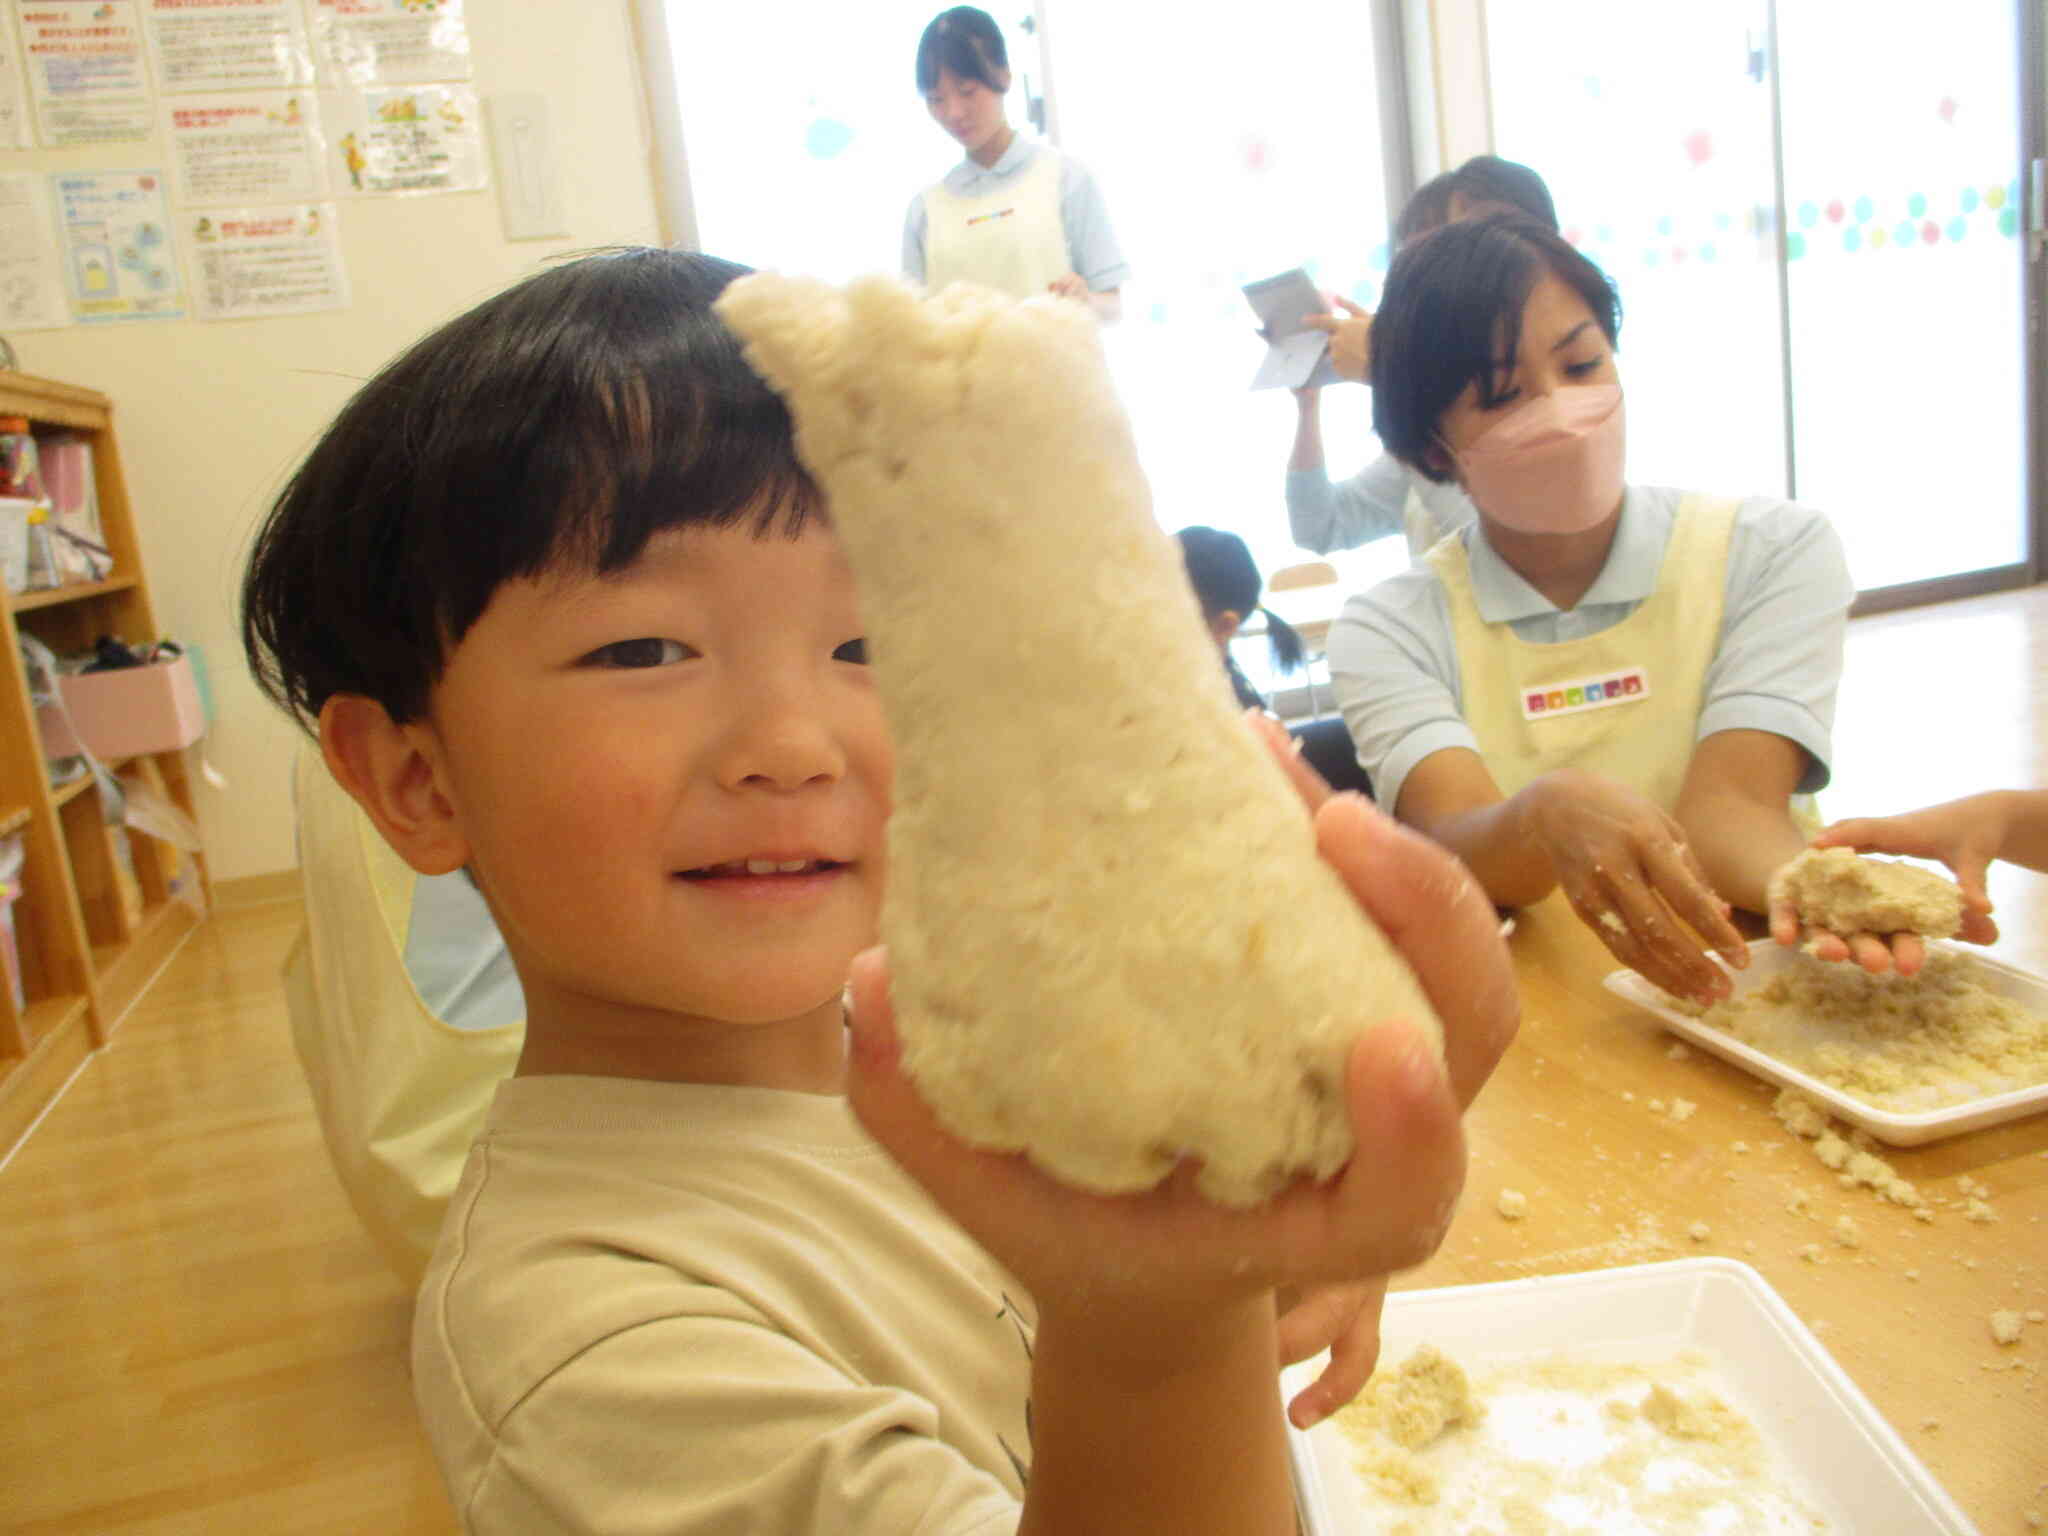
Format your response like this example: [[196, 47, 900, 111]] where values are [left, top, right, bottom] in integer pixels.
[[1710, 954, 2048, 1112], [1496, 1189, 1529, 1222], [1991, 1309, 2025, 1345], [1768, 847, 1963, 937], [1325, 1346, 1822, 1530], [715, 273, 1441, 1204]]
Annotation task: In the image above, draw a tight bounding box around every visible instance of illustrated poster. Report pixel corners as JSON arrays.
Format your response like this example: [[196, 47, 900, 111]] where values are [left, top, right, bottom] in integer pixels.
[[167, 90, 327, 206], [0, 174, 70, 331], [188, 203, 347, 321], [328, 84, 482, 196], [143, 0, 312, 94], [17, 0, 152, 146], [308, 0, 469, 86], [0, 7, 29, 148], [52, 169, 183, 322]]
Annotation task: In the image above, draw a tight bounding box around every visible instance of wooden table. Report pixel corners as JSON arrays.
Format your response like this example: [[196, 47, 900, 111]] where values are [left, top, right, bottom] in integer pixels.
[[1400, 886, 2048, 1529]]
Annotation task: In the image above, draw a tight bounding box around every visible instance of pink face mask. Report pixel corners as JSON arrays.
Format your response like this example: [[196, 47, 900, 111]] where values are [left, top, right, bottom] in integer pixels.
[[1447, 384, 1626, 535]]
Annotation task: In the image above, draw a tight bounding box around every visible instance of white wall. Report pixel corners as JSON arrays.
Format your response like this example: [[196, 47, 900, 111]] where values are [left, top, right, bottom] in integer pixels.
[[7, 1, 662, 882]]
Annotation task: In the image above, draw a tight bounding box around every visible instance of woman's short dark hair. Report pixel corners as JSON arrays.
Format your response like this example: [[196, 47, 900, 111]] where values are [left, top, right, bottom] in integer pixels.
[[1174, 526, 1304, 673], [916, 7, 1008, 95], [241, 246, 819, 732], [1395, 155, 1558, 244], [1369, 211, 1621, 482]]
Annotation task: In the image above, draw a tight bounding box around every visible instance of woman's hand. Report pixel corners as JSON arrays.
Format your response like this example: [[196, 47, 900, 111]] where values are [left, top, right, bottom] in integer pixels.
[[1302, 295, 1373, 383], [1520, 769, 1748, 1004], [1793, 798, 2010, 951], [1046, 272, 1089, 301]]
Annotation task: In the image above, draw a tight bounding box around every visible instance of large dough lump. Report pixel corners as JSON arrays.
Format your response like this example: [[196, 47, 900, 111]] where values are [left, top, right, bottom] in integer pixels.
[[717, 274, 1442, 1205], [1768, 847, 1962, 938]]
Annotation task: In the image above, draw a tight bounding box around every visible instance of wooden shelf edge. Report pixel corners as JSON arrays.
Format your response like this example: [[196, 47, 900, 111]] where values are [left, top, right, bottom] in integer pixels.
[[90, 896, 205, 1041], [0, 804, 27, 837], [0, 995, 93, 1164], [10, 574, 139, 614], [50, 770, 96, 809]]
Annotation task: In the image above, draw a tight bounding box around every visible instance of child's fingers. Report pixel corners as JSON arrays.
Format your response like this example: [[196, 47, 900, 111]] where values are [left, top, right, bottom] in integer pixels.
[[1333, 295, 1372, 319], [1314, 795, 1518, 1108], [1325, 1016, 1466, 1278], [1245, 708, 1331, 815], [1283, 1278, 1386, 1428]]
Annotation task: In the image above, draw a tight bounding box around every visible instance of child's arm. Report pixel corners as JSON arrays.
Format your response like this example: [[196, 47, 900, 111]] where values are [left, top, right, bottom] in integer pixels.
[[849, 793, 1518, 1536], [1805, 789, 2048, 948]]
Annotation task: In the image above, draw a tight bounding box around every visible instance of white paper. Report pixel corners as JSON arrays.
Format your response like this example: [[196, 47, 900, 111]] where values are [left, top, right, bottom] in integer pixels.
[[52, 169, 184, 323], [309, 0, 470, 86], [16, 0, 152, 146], [0, 174, 70, 331], [327, 84, 484, 196], [1243, 267, 1345, 391], [143, 0, 312, 93], [167, 90, 328, 207], [188, 203, 347, 321], [0, 7, 31, 148]]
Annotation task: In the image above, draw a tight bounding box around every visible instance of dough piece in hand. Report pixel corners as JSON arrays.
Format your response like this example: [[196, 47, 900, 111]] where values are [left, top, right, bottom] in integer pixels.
[[717, 273, 1443, 1206], [1769, 846, 1962, 938]]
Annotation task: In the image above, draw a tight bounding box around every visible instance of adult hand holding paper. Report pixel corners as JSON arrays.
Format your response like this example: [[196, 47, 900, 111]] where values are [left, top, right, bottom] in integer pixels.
[[1245, 267, 1349, 391]]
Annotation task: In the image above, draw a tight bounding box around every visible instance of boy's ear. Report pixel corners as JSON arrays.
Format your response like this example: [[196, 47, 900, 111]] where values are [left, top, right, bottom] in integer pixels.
[[319, 694, 472, 877]]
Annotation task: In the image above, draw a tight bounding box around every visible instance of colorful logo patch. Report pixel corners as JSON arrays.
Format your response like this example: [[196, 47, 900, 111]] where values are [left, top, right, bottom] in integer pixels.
[[1522, 666, 1649, 721]]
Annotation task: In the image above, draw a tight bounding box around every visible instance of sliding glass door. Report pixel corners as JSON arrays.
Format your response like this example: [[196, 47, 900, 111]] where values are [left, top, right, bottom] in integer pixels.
[[1488, 0, 2034, 600], [660, 0, 1398, 594]]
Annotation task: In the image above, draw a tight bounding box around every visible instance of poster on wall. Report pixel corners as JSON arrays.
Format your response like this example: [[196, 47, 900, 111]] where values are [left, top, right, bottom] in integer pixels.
[[0, 7, 31, 148], [187, 203, 346, 320], [16, 0, 153, 146], [308, 0, 469, 87], [326, 84, 482, 196], [142, 0, 312, 94], [0, 174, 70, 330], [52, 169, 183, 321], [167, 90, 328, 206]]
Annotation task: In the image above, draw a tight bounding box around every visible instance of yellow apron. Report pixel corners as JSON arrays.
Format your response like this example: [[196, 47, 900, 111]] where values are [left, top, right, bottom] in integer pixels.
[[1430, 496, 1736, 814], [922, 145, 1070, 300], [283, 747, 522, 1287]]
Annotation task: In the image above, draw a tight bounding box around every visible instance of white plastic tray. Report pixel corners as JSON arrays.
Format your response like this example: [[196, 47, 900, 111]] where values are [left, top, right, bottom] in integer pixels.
[[1284, 1258, 1977, 1535], [1602, 937, 2048, 1146]]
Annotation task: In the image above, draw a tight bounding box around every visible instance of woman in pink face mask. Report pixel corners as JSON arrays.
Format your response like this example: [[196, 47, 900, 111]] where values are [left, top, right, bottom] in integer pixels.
[[1324, 211, 1886, 999]]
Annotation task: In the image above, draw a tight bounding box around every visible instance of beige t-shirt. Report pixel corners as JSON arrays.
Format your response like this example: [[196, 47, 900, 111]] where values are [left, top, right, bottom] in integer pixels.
[[413, 1075, 1036, 1534]]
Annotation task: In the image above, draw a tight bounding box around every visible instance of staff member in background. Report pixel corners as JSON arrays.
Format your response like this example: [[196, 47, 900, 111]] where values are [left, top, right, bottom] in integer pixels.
[[1328, 210, 1863, 1005], [904, 6, 1127, 320], [1287, 156, 1559, 561]]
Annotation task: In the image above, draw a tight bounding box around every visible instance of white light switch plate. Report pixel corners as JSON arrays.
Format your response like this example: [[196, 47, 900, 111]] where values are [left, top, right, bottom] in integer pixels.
[[486, 92, 569, 241]]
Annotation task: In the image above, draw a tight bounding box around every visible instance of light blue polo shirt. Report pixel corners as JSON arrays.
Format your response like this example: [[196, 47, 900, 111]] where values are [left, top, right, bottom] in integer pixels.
[[1326, 484, 1853, 814], [902, 136, 1130, 292]]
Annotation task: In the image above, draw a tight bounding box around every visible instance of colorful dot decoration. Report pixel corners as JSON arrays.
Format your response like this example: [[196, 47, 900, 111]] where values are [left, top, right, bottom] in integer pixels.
[[1565, 178, 2022, 267]]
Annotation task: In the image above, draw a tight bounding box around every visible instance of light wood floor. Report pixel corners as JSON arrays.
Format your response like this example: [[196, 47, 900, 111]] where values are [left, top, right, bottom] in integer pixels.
[[1, 582, 2043, 1535]]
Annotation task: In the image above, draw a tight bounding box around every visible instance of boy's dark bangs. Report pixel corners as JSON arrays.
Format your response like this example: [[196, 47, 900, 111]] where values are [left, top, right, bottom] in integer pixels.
[[405, 252, 821, 651]]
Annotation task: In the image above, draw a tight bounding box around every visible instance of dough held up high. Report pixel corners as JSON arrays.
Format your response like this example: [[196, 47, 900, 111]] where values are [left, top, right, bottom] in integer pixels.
[[716, 273, 1443, 1206], [1769, 846, 1963, 939]]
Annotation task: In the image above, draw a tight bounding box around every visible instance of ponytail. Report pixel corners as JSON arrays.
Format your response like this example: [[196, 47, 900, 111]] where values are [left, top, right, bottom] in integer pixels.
[[1260, 608, 1306, 674]]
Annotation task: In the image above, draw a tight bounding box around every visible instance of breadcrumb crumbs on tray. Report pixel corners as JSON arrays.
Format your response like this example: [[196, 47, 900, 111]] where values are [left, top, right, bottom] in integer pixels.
[[1704, 951, 2048, 1111], [1991, 1309, 2025, 1345], [1495, 1188, 1529, 1222]]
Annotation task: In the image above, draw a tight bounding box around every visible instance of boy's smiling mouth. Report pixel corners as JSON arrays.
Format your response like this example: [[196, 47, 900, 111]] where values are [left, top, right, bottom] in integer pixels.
[[680, 858, 847, 880]]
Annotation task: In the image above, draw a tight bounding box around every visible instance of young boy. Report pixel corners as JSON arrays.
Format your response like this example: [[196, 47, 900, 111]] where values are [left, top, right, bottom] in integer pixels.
[[241, 246, 1518, 1534]]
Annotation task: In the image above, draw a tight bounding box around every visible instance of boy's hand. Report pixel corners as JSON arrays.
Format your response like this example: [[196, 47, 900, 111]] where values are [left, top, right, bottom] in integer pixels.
[[847, 785, 1517, 1367], [1276, 1277, 1387, 1428]]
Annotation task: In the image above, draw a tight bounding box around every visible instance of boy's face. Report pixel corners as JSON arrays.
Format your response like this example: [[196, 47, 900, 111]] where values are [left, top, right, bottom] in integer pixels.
[[417, 521, 890, 1042]]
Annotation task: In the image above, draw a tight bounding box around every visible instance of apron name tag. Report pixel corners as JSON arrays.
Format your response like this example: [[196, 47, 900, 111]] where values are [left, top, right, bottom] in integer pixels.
[[965, 206, 1017, 228], [1522, 666, 1650, 721]]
